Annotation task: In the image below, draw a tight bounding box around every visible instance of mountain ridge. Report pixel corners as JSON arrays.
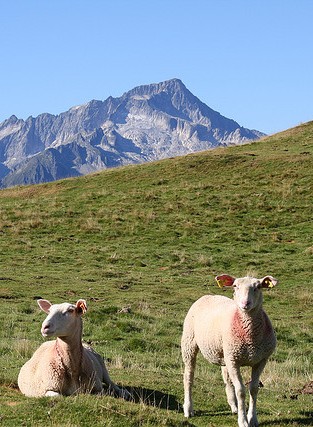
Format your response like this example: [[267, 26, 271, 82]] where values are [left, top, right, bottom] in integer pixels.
[[0, 78, 265, 188]]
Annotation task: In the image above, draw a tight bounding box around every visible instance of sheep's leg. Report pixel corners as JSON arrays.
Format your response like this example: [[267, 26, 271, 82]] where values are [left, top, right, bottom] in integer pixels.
[[181, 336, 198, 417], [226, 363, 248, 427], [221, 366, 238, 414], [182, 356, 197, 417], [247, 359, 267, 427]]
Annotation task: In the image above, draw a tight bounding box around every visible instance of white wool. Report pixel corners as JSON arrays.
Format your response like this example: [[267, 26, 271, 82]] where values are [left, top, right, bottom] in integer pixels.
[[18, 299, 130, 399], [181, 274, 277, 427]]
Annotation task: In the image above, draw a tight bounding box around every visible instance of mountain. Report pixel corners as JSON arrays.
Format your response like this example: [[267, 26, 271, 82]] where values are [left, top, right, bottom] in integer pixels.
[[0, 78, 265, 188]]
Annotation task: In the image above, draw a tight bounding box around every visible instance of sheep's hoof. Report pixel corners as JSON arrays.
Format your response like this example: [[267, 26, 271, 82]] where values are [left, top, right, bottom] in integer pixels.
[[183, 406, 194, 418], [184, 413, 194, 418], [45, 390, 61, 397], [247, 412, 259, 426]]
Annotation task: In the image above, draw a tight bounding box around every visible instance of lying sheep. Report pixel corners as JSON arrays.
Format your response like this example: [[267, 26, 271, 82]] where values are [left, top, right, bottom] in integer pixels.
[[181, 274, 277, 427], [18, 298, 130, 399]]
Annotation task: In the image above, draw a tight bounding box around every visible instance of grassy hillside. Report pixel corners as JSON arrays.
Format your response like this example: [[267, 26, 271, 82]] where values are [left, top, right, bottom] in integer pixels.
[[0, 121, 312, 426]]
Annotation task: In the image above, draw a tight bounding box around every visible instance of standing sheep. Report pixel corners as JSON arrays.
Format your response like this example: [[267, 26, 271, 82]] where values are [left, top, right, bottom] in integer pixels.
[[18, 298, 130, 399], [181, 274, 277, 427]]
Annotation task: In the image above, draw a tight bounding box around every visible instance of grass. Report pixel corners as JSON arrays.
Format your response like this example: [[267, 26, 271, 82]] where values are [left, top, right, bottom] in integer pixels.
[[0, 121, 312, 425]]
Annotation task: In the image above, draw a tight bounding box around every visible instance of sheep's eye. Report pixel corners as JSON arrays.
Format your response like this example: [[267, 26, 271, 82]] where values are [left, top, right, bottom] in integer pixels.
[[63, 308, 74, 315]]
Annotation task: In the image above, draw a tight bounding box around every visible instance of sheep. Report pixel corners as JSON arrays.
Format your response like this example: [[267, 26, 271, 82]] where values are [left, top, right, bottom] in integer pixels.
[[181, 274, 277, 427], [18, 298, 130, 399]]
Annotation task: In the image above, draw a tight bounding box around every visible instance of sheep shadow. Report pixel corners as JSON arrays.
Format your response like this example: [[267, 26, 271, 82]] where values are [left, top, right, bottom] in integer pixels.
[[124, 386, 181, 411], [261, 412, 313, 426], [193, 409, 313, 426], [11, 380, 180, 411]]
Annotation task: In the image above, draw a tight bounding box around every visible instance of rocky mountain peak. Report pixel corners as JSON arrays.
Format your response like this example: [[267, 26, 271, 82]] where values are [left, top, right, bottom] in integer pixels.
[[0, 79, 265, 188]]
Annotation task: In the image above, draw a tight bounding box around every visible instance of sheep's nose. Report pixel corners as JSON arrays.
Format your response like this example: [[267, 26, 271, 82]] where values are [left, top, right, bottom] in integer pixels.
[[240, 300, 251, 310], [41, 322, 51, 336]]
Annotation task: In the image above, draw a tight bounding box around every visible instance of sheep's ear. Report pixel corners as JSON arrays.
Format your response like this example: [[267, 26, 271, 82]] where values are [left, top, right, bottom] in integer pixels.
[[260, 276, 278, 288], [215, 274, 236, 288], [76, 299, 87, 315], [37, 299, 52, 313]]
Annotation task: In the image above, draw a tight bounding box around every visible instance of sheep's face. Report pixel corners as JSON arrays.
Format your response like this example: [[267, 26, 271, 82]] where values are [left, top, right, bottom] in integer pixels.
[[41, 303, 81, 338], [233, 277, 264, 312], [215, 274, 277, 313]]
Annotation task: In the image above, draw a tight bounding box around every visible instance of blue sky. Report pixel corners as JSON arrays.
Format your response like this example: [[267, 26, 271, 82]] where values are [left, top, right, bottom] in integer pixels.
[[0, 0, 312, 134]]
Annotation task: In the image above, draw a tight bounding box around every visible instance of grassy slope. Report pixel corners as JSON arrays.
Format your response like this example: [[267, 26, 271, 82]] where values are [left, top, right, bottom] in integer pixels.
[[0, 122, 312, 426]]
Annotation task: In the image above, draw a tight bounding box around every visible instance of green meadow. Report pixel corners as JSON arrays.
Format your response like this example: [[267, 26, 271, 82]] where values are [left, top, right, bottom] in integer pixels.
[[0, 122, 312, 426]]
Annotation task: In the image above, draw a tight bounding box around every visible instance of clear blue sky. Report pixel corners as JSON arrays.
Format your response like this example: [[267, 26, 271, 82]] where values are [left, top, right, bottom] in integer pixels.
[[1, 0, 312, 134]]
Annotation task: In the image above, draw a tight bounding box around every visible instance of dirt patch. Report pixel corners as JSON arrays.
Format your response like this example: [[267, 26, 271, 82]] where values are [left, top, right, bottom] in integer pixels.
[[6, 401, 20, 406], [289, 381, 313, 400], [300, 380, 313, 395]]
